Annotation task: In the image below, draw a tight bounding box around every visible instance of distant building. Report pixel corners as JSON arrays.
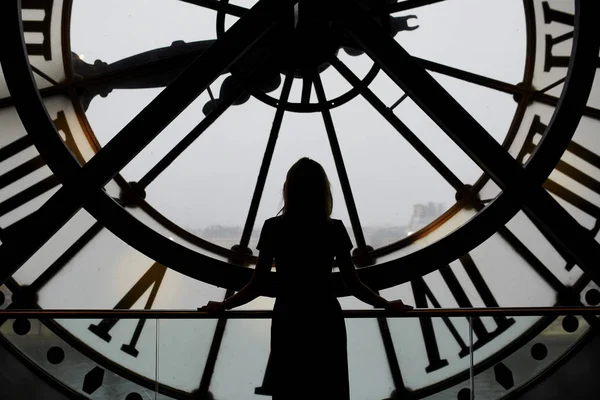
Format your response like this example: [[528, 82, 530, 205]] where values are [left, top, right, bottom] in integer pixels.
[[406, 202, 446, 235]]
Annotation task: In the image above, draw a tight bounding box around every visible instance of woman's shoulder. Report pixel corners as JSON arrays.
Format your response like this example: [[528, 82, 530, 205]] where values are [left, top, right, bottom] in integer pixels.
[[263, 215, 285, 229], [330, 218, 344, 227], [266, 215, 283, 224]]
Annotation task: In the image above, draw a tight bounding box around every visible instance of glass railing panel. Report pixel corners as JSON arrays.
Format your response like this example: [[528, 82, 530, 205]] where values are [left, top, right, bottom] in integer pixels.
[[0, 317, 160, 399], [0, 308, 598, 400], [208, 316, 396, 400], [471, 315, 591, 400], [154, 317, 223, 397], [384, 316, 476, 399]]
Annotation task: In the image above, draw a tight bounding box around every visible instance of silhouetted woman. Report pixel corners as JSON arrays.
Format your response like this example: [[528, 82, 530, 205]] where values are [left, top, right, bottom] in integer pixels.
[[200, 157, 412, 399]]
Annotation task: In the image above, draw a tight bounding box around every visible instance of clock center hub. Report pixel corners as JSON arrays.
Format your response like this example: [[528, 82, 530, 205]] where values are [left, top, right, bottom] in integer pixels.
[[275, 2, 342, 76]]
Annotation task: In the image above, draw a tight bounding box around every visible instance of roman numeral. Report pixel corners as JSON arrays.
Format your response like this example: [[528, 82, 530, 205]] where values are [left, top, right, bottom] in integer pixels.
[[0, 136, 58, 236], [541, 1, 600, 71], [88, 262, 167, 357], [21, 0, 54, 61], [412, 254, 515, 373], [517, 115, 600, 237], [0, 111, 78, 237]]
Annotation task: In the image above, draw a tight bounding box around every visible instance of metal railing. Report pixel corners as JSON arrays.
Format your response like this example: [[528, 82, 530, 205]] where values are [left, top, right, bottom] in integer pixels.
[[1, 306, 598, 318]]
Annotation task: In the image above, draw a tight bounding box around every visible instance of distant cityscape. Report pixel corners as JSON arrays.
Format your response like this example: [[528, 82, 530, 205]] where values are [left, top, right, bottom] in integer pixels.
[[189, 202, 446, 250]]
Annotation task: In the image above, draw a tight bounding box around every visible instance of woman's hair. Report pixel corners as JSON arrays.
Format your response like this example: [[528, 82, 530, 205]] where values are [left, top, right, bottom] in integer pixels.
[[281, 158, 333, 220]]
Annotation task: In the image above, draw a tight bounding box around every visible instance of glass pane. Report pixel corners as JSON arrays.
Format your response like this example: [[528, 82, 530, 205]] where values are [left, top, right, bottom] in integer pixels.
[[210, 317, 395, 400], [84, 87, 164, 146], [346, 318, 396, 399], [209, 318, 271, 399], [393, 98, 483, 186], [397, 0, 526, 83], [430, 72, 518, 145], [331, 93, 454, 248], [133, 95, 275, 250], [157, 319, 222, 393]]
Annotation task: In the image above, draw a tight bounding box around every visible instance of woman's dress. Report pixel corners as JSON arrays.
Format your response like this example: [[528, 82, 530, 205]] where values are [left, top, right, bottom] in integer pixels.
[[257, 216, 353, 400]]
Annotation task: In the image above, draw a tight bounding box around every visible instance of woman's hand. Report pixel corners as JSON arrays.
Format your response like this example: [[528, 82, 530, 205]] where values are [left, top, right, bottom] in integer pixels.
[[198, 301, 226, 313], [385, 299, 414, 313]]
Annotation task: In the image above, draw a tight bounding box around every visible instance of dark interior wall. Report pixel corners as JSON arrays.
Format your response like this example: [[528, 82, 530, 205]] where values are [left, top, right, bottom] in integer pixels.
[[0, 337, 80, 400], [519, 329, 600, 400]]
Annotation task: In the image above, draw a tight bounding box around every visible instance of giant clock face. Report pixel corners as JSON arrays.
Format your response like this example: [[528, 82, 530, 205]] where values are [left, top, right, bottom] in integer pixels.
[[0, 0, 599, 399]]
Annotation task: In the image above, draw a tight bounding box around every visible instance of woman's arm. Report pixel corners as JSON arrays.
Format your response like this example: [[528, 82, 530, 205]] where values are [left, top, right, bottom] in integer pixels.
[[337, 251, 390, 308], [202, 252, 273, 311]]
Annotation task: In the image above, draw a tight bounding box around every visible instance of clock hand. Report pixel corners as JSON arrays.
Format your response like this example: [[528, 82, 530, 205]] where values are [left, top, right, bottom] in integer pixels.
[[73, 38, 282, 113], [391, 15, 419, 33], [343, 15, 419, 57], [72, 39, 216, 110]]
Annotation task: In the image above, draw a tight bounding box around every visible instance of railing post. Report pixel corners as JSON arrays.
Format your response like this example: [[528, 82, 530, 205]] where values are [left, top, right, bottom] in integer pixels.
[[469, 316, 475, 400]]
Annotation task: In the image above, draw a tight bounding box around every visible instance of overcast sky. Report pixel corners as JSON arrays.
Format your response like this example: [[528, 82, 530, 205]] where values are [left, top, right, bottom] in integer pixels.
[[71, 0, 525, 247]]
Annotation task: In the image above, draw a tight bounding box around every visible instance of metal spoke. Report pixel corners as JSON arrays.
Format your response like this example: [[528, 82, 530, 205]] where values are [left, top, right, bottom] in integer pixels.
[[534, 92, 600, 121], [31, 65, 57, 85], [389, 93, 408, 111], [331, 58, 472, 200], [414, 57, 525, 96], [136, 81, 247, 190], [178, 0, 248, 17], [495, 225, 566, 293], [313, 73, 369, 253], [342, 0, 600, 284], [238, 73, 294, 250], [0, 0, 295, 286], [301, 76, 313, 104], [538, 77, 566, 94], [414, 57, 600, 121]]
